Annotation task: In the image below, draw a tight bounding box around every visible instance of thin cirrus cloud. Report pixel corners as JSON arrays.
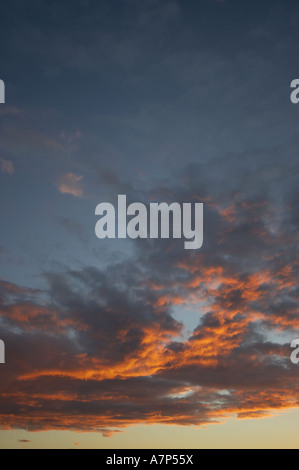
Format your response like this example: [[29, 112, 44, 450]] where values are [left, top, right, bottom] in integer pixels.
[[57, 172, 83, 197]]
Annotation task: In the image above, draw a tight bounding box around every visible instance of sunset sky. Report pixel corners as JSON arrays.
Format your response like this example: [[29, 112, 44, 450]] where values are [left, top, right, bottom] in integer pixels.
[[0, 0, 299, 449]]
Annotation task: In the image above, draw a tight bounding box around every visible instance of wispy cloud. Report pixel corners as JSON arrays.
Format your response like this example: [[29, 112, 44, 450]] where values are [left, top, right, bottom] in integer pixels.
[[0, 157, 14, 175], [57, 173, 83, 197]]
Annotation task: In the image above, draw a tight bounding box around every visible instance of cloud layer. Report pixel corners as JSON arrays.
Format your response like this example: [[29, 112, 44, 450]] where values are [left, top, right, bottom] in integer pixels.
[[0, 0, 299, 440], [1, 160, 298, 434]]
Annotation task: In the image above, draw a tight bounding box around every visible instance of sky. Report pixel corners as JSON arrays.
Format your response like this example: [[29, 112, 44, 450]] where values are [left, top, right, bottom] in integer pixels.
[[0, 0, 299, 449]]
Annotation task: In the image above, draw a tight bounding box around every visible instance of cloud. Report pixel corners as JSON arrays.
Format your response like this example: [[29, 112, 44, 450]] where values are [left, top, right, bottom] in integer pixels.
[[2, 154, 298, 433], [57, 173, 83, 197], [0, 0, 298, 440], [1, 150, 297, 433], [98, 429, 123, 438], [0, 157, 14, 175], [0, 195, 298, 435]]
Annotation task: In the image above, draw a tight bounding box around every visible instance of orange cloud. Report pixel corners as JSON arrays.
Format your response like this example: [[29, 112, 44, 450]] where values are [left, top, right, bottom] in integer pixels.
[[57, 172, 83, 197], [0, 244, 298, 436]]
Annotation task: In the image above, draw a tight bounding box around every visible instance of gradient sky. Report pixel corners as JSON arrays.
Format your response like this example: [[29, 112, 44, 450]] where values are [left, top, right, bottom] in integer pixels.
[[0, 0, 299, 449]]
